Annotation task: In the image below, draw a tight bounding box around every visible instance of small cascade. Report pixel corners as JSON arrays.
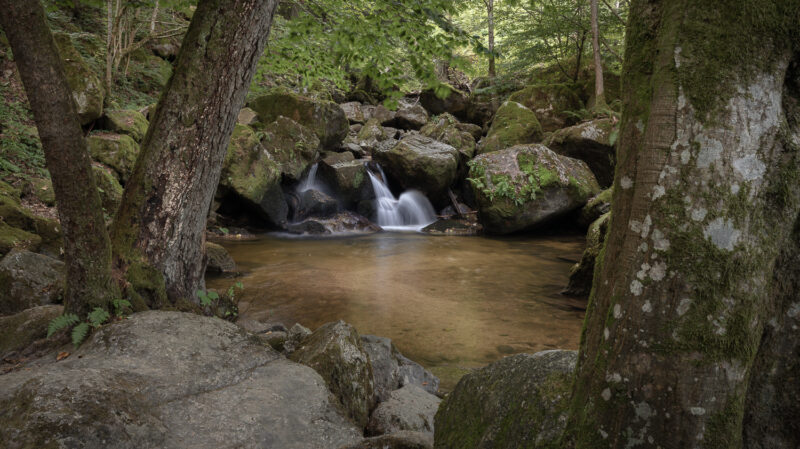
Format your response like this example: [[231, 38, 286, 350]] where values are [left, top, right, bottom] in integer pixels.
[[367, 165, 437, 232], [297, 163, 320, 193]]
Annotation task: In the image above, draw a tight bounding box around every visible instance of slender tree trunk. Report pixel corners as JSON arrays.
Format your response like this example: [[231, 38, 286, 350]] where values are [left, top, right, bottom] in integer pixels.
[[150, 0, 159, 32], [590, 0, 605, 108], [565, 1, 800, 447], [0, 1, 119, 316], [487, 0, 496, 78], [110, 0, 279, 304]]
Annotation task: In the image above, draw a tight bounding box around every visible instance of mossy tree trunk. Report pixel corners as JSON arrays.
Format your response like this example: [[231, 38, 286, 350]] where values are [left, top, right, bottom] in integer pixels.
[[110, 0, 278, 304], [0, 0, 120, 316], [565, 1, 800, 447]]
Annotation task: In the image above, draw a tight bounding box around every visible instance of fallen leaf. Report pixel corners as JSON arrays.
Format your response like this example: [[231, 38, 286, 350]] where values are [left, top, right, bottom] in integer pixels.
[[56, 351, 70, 361]]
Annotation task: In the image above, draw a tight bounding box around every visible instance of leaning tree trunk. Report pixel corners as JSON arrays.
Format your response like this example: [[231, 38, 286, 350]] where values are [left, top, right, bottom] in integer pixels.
[[110, 0, 278, 304], [0, 0, 119, 316], [565, 1, 800, 448], [590, 0, 605, 108]]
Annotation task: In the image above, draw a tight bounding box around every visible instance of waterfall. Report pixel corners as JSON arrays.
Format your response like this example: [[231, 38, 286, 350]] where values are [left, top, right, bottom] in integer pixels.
[[367, 165, 437, 232], [297, 163, 320, 193]]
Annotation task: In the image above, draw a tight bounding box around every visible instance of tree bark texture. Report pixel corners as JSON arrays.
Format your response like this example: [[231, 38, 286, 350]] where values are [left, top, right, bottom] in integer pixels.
[[487, 0, 495, 78], [110, 0, 278, 304], [566, 0, 800, 447], [0, 0, 119, 316], [590, 0, 605, 107]]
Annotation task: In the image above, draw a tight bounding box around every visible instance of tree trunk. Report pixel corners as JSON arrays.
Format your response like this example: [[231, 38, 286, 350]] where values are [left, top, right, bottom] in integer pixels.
[[487, 0, 496, 78], [110, 0, 278, 304], [590, 0, 605, 108], [565, 1, 800, 447], [0, 1, 119, 316]]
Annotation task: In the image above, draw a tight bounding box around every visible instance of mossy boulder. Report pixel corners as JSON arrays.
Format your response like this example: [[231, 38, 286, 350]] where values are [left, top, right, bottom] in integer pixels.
[[0, 183, 44, 257], [544, 118, 617, 187], [92, 164, 124, 215], [261, 116, 321, 181], [389, 103, 429, 131], [353, 118, 394, 153], [0, 249, 64, 316], [30, 216, 63, 259], [23, 177, 55, 206], [478, 101, 543, 155], [507, 83, 583, 132], [53, 32, 105, 125], [317, 158, 374, 208], [433, 350, 577, 449], [290, 320, 376, 428], [420, 113, 477, 160], [0, 223, 41, 259], [579, 188, 612, 228], [468, 144, 600, 234], [419, 86, 470, 119], [341, 101, 367, 124], [373, 134, 460, 207], [204, 242, 236, 274], [249, 90, 349, 150], [100, 109, 150, 143], [0, 305, 64, 359], [218, 124, 287, 228], [564, 212, 610, 298], [87, 133, 140, 183]]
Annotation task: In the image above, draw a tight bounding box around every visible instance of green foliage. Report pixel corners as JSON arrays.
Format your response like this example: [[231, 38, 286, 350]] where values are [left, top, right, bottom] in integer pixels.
[[88, 307, 110, 328], [46, 299, 132, 347], [71, 322, 90, 347], [0, 83, 46, 179], [196, 289, 219, 307], [47, 313, 80, 338], [112, 298, 132, 317]]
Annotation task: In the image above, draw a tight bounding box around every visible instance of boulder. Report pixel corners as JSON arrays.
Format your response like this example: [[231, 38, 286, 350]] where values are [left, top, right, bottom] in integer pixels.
[[421, 219, 482, 236], [341, 101, 367, 124], [390, 103, 429, 130], [295, 189, 339, 221], [323, 151, 356, 166], [237, 107, 258, 126], [544, 118, 617, 187], [354, 118, 394, 153], [373, 134, 459, 207], [0, 223, 40, 258], [361, 335, 440, 403], [579, 188, 612, 228], [317, 158, 374, 208], [0, 311, 363, 448], [249, 90, 349, 150], [261, 116, 321, 181], [468, 145, 601, 234], [363, 104, 396, 124], [507, 83, 583, 132], [23, 177, 55, 206], [419, 87, 469, 119], [420, 113, 477, 160], [218, 124, 286, 228], [290, 321, 375, 428], [477, 101, 543, 154], [204, 242, 236, 274], [283, 322, 313, 354], [367, 385, 440, 437], [0, 183, 45, 256], [0, 305, 63, 360], [92, 164, 124, 215], [339, 431, 433, 449], [53, 32, 104, 125], [434, 350, 577, 449], [564, 212, 610, 297], [287, 212, 381, 236], [0, 250, 64, 316], [87, 133, 140, 183], [100, 109, 150, 142]]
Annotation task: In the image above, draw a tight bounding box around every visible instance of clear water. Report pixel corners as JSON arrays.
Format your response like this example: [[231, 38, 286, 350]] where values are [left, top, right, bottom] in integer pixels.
[[208, 232, 585, 389]]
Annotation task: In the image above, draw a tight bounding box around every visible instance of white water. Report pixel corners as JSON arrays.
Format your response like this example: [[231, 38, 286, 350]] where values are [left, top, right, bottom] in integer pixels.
[[297, 163, 321, 193], [367, 166, 437, 232]]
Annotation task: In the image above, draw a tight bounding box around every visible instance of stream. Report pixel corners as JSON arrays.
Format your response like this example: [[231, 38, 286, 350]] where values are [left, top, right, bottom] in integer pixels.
[[208, 232, 585, 390]]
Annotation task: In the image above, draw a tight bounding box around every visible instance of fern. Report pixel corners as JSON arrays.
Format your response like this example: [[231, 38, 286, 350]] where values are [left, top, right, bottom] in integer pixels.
[[47, 313, 80, 338], [112, 299, 132, 317], [88, 307, 110, 328], [71, 322, 90, 347]]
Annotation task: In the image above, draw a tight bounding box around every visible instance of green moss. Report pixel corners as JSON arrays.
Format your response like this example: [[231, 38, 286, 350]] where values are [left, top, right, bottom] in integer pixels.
[[479, 101, 543, 154], [0, 222, 41, 257], [52, 32, 105, 125], [101, 110, 149, 143], [702, 395, 744, 449], [123, 260, 167, 311], [87, 134, 140, 183]]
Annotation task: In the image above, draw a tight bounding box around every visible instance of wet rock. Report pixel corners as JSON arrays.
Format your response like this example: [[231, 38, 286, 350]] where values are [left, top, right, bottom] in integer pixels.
[[87, 133, 140, 183], [367, 385, 440, 437], [421, 219, 481, 236], [323, 151, 357, 166], [579, 188, 612, 228], [342, 101, 367, 124], [287, 212, 381, 236], [390, 102, 429, 130], [0, 305, 63, 360], [507, 84, 583, 132], [218, 124, 286, 228], [290, 320, 376, 428], [0, 311, 362, 448], [204, 242, 236, 274], [434, 350, 577, 449], [564, 212, 610, 297], [339, 431, 433, 449], [545, 118, 617, 187], [419, 87, 469, 119], [236, 107, 259, 126], [420, 113, 477, 160], [468, 144, 600, 234], [361, 335, 440, 403], [53, 32, 104, 125], [477, 101, 543, 154], [373, 134, 459, 207], [0, 250, 64, 316], [317, 158, 374, 208], [261, 116, 321, 181], [100, 109, 150, 143], [249, 89, 349, 150], [295, 189, 339, 221]]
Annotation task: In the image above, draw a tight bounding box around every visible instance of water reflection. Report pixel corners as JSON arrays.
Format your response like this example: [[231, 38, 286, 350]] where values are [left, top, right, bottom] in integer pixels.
[[208, 232, 585, 389]]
